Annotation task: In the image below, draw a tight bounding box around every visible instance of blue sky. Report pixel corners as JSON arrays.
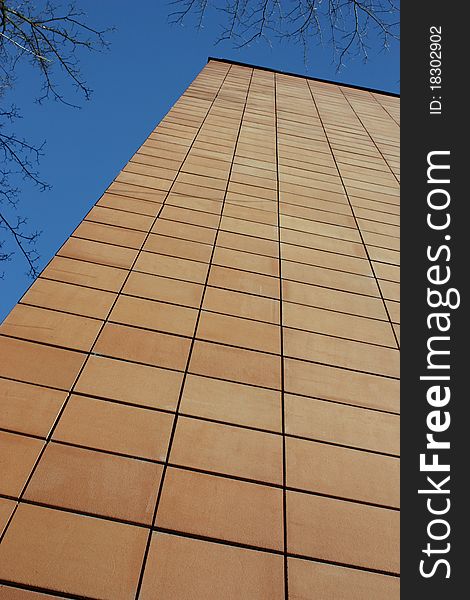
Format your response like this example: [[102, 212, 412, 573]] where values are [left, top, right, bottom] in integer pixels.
[[0, 0, 399, 320]]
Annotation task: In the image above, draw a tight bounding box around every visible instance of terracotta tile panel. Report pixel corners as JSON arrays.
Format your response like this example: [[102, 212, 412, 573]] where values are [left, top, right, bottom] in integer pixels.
[[285, 394, 399, 455], [213, 246, 279, 276], [0, 305, 102, 352], [20, 278, 116, 319], [189, 340, 281, 389], [58, 237, 138, 269], [282, 280, 387, 320], [75, 355, 183, 411], [123, 271, 203, 307], [0, 499, 16, 536], [143, 233, 213, 262], [97, 193, 162, 216], [140, 532, 284, 600], [53, 395, 173, 461], [0, 379, 66, 438], [24, 443, 162, 524], [110, 295, 198, 337], [286, 437, 399, 506], [283, 302, 396, 347], [134, 251, 209, 283], [157, 467, 283, 550], [94, 322, 191, 370], [197, 311, 281, 354], [0, 504, 148, 599], [0, 337, 86, 390], [287, 491, 399, 573], [40, 256, 127, 292], [288, 557, 399, 599], [86, 205, 154, 231], [203, 286, 280, 323], [208, 265, 279, 298], [180, 374, 281, 431], [283, 328, 400, 378], [73, 221, 146, 249], [284, 358, 399, 413], [0, 431, 44, 497], [170, 416, 282, 483]]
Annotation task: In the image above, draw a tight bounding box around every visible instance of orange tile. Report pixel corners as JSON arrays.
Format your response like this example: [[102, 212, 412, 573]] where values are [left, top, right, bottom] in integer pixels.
[[134, 251, 209, 283], [203, 286, 279, 323], [110, 295, 198, 337], [283, 302, 396, 347], [152, 216, 217, 244], [21, 278, 116, 319], [287, 491, 399, 573], [285, 394, 399, 455], [97, 193, 162, 217], [189, 340, 281, 389], [288, 557, 400, 599], [144, 233, 213, 262], [53, 395, 173, 461], [0, 498, 16, 536], [217, 230, 278, 257], [213, 246, 279, 276], [94, 323, 191, 370], [286, 437, 399, 507], [0, 305, 102, 352], [0, 504, 148, 599], [283, 328, 400, 378], [0, 338, 86, 390], [181, 374, 281, 431], [208, 265, 279, 298], [282, 280, 387, 320], [73, 221, 146, 249], [58, 237, 138, 269], [284, 358, 399, 413], [25, 443, 162, 524], [0, 379, 65, 438], [85, 205, 154, 231], [170, 417, 282, 484], [40, 256, 127, 292], [197, 312, 280, 354], [140, 532, 284, 600], [75, 355, 182, 411], [157, 467, 283, 550], [0, 432, 44, 497], [282, 260, 380, 297], [123, 271, 203, 307]]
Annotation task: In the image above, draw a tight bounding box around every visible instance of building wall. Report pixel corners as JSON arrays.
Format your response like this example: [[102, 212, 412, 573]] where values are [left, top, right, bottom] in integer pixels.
[[0, 59, 400, 598]]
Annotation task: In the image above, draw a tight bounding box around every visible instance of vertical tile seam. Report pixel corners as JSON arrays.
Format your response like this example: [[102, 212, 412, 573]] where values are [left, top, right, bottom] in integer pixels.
[[273, 72, 289, 600], [339, 88, 400, 186], [0, 62, 233, 549], [134, 64, 255, 599], [368, 91, 400, 129], [307, 81, 400, 351]]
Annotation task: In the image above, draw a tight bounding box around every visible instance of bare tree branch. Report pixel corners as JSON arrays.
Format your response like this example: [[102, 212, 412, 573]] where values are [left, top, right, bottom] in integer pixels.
[[168, 0, 399, 68], [0, 1, 112, 278]]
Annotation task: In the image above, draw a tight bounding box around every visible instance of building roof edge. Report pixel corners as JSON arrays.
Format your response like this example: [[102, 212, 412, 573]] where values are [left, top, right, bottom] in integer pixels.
[[207, 56, 399, 98]]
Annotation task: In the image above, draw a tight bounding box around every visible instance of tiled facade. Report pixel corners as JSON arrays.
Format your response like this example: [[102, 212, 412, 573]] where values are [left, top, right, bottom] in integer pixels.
[[0, 59, 400, 598]]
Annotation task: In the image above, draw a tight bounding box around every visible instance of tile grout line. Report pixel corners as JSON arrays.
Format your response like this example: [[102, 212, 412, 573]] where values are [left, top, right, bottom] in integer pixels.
[[11, 300, 400, 350], [336, 87, 400, 349], [0, 64, 233, 548], [133, 65, 255, 599], [0, 370, 401, 417], [307, 81, 400, 351], [0, 422, 401, 458], [274, 72, 290, 600]]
